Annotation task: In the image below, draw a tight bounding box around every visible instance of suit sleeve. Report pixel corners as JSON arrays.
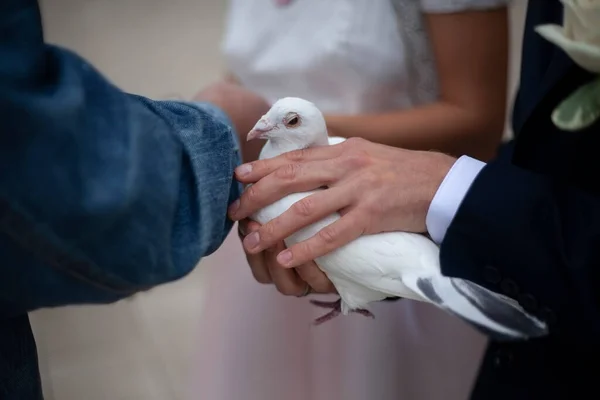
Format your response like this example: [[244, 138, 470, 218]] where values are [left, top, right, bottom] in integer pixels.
[[439, 142, 600, 339]]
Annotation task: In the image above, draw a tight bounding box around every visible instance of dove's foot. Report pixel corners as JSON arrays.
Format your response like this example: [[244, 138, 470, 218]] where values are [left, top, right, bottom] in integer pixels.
[[310, 299, 341, 325], [309, 299, 374, 325]]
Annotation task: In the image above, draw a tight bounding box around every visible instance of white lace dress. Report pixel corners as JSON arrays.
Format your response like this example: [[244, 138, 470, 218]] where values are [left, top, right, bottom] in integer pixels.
[[193, 1, 508, 399]]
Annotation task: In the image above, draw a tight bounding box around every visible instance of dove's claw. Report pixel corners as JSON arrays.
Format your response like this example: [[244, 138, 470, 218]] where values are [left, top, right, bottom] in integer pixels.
[[313, 307, 341, 325], [354, 308, 375, 318], [309, 299, 340, 309], [310, 299, 374, 325]]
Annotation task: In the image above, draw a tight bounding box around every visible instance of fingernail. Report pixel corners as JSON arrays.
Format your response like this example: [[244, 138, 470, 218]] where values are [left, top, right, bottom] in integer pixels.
[[244, 232, 260, 250], [236, 164, 252, 177], [228, 199, 240, 216], [277, 250, 293, 266]]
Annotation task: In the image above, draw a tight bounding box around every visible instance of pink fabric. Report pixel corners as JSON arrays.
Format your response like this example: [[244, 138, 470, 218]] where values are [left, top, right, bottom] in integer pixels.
[[191, 232, 488, 400]]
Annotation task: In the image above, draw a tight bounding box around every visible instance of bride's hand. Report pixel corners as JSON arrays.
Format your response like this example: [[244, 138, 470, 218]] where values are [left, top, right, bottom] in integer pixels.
[[238, 219, 336, 295], [228, 138, 455, 268]]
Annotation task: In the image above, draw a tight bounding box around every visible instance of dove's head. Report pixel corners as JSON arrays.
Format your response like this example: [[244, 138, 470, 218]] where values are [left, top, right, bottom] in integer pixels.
[[247, 97, 329, 149]]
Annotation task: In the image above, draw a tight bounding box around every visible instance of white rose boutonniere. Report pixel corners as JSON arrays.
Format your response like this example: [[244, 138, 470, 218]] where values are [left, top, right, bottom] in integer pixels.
[[535, 0, 600, 131]]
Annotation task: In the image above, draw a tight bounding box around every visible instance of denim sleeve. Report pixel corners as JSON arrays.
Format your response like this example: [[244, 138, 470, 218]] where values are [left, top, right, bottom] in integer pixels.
[[0, 0, 243, 317]]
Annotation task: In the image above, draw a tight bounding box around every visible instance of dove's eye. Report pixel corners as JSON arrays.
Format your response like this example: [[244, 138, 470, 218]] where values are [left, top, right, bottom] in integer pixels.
[[285, 113, 300, 127]]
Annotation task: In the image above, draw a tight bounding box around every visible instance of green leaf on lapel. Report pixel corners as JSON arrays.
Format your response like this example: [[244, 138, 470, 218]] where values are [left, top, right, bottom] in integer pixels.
[[552, 76, 600, 131]]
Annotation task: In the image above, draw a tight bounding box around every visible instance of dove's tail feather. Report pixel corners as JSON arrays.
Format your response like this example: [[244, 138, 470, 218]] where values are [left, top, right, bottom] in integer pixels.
[[406, 275, 548, 341]]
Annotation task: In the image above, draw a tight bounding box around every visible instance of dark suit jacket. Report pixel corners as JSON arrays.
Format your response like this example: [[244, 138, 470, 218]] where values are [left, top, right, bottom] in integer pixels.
[[441, 1, 600, 398]]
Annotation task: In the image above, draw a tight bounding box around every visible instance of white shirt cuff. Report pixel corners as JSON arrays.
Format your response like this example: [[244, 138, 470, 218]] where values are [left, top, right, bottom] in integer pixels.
[[426, 156, 486, 244]]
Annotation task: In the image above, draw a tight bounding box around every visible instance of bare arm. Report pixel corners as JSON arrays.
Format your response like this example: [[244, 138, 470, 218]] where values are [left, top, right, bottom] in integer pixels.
[[325, 8, 509, 161], [224, 71, 241, 85]]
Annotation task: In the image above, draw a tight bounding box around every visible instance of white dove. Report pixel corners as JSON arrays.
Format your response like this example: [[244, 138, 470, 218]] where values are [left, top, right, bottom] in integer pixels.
[[245, 97, 549, 341]]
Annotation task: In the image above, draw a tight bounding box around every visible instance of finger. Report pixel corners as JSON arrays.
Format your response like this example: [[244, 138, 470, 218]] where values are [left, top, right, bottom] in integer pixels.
[[241, 221, 272, 284], [246, 252, 272, 284], [265, 241, 306, 296], [295, 262, 337, 294], [242, 186, 351, 254], [237, 219, 250, 237], [234, 143, 347, 184], [245, 220, 262, 234], [229, 159, 345, 221], [276, 210, 365, 268], [238, 219, 260, 240]]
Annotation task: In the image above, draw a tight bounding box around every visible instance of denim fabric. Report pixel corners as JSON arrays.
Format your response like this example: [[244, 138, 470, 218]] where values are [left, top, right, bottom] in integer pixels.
[[1, 0, 243, 397]]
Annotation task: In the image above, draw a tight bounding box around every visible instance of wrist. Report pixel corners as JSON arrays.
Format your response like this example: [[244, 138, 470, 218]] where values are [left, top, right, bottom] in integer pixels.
[[427, 152, 457, 200], [434, 152, 457, 185], [425, 155, 486, 244]]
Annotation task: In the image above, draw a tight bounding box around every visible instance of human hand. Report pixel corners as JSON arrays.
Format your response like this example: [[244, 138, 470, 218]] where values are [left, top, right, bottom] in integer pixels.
[[238, 219, 336, 296], [228, 138, 455, 268], [194, 82, 269, 163]]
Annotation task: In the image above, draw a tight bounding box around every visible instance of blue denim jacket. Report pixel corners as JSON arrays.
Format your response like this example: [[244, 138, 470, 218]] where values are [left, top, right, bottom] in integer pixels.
[[0, 1, 242, 398]]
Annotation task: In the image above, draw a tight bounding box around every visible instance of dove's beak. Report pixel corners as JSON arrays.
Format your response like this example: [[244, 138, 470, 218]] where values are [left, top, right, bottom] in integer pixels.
[[247, 117, 275, 141]]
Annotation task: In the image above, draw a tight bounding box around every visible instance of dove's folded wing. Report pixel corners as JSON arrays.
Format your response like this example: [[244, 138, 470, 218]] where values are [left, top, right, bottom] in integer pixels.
[[318, 231, 549, 340], [400, 273, 549, 341], [316, 231, 439, 304]]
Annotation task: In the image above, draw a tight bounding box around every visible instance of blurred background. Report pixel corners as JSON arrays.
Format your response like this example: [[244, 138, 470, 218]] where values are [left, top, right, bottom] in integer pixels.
[[32, 1, 527, 399]]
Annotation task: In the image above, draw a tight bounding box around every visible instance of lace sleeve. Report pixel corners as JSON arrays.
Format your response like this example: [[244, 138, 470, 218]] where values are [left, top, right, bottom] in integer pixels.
[[420, 0, 510, 13]]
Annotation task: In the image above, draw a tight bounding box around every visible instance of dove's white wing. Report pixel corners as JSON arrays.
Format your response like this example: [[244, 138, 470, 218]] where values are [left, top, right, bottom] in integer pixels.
[[318, 231, 548, 340], [317, 232, 440, 305], [400, 273, 549, 340]]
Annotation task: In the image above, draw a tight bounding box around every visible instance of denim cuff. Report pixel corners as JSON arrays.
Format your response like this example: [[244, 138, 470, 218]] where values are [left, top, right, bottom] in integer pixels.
[[186, 101, 244, 203]]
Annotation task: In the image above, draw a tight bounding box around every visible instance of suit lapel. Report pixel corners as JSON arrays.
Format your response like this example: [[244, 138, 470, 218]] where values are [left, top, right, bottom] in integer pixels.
[[511, 0, 574, 136], [509, 0, 599, 194], [513, 61, 598, 193], [538, 50, 575, 109], [513, 52, 574, 137]]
